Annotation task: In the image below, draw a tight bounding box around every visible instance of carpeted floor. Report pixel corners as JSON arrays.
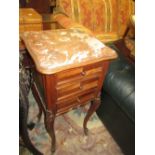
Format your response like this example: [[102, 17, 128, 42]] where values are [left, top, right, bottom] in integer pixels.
[[20, 91, 124, 155]]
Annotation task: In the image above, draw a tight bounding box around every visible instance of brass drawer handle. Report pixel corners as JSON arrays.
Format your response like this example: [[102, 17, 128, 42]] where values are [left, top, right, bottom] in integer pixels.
[[81, 71, 86, 76]]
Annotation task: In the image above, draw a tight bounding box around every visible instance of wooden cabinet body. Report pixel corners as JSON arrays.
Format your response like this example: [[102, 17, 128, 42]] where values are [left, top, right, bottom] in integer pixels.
[[32, 60, 109, 152], [20, 29, 117, 153], [34, 61, 109, 116]]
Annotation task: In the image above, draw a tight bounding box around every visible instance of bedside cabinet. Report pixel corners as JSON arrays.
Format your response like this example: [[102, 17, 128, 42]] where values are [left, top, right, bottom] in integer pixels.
[[21, 28, 117, 153]]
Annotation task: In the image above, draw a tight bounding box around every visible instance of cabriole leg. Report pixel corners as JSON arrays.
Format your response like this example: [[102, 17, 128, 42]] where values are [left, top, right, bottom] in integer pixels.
[[45, 110, 56, 153], [83, 97, 101, 135]]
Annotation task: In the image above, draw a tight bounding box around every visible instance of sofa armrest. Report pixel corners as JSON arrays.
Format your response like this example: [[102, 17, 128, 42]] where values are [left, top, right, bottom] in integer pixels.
[[53, 13, 93, 35], [103, 44, 135, 122]]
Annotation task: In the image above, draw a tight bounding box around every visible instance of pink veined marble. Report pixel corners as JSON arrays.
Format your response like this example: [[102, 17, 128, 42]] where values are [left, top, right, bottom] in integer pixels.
[[21, 29, 117, 74]]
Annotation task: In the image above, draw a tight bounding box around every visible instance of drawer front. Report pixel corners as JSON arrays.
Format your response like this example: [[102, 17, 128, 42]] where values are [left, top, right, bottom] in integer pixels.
[[84, 66, 103, 77], [56, 80, 99, 101], [56, 88, 96, 115], [56, 68, 83, 85], [56, 68, 83, 101], [78, 88, 96, 103], [81, 76, 99, 91], [55, 63, 104, 114], [56, 81, 81, 98], [57, 97, 79, 110]]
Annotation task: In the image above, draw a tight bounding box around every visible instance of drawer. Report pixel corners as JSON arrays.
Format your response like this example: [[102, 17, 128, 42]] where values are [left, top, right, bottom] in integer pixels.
[[81, 66, 103, 91], [81, 76, 99, 90], [84, 66, 103, 76], [56, 79, 98, 98], [57, 88, 81, 102], [56, 97, 79, 114], [56, 88, 96, 109], [56, 68, 83, 100], [56, 81, 81, 98], [56, 89, 96, 115], [80, 66, 103, 87], [79, 89, 96, 103], [56, 67, 102, 100], [56, 65, 103, 85], [56, 68, 83, 84]]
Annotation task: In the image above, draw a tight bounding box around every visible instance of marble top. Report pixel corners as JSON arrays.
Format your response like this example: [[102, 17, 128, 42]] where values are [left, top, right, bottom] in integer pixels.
[[21, 29, 117, 74]]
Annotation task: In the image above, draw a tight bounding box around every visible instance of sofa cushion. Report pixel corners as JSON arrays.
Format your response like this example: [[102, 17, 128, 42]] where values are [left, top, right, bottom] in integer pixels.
[[103, 44, 135, 122]]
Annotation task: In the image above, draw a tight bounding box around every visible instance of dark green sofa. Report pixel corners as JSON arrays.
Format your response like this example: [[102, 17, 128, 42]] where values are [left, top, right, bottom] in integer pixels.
[[97, 43, 135, 155]]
